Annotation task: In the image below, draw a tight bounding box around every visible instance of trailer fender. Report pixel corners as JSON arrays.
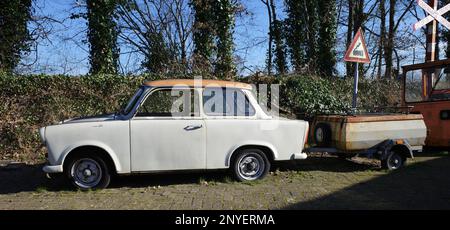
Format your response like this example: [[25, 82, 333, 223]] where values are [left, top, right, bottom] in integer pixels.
[[378, 139, 414, 160]]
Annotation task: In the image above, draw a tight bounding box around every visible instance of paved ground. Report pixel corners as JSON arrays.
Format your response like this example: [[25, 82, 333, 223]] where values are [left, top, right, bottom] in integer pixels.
[[0, 152, 449, 210]]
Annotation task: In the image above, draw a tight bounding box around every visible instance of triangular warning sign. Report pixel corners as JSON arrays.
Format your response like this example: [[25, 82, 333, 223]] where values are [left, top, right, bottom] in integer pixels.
[[344, 28, 371, 64]]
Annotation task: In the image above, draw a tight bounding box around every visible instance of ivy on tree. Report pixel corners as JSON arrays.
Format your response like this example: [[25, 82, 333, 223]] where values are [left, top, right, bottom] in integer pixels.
[[191, 0, 215, 72], [191, 0, 237, 79], [285, 0, 337, 77], [0, 0, 32, 72], [214, 0, 236, 79], [86, 0, 119, 74], [318, 0, 337, 77]]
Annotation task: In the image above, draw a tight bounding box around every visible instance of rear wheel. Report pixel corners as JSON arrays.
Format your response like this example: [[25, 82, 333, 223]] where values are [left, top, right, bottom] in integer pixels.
[[66, 154, 111, 190], [232, 149, 270, 182], [381, 151, 406, 170]]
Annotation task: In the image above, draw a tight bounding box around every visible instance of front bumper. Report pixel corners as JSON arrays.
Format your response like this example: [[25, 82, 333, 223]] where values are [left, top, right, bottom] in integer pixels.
[[43, 164, 63, 173]]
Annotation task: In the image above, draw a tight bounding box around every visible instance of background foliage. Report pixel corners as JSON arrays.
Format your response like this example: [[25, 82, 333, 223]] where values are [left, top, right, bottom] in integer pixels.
[[0, 0, 32, 72], [86, 0, 119, 74], [0, 73, 400, 163]]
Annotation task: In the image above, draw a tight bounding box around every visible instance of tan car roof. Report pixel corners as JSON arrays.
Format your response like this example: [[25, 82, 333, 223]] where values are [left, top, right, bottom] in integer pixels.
[[143, 79, 252, 90]]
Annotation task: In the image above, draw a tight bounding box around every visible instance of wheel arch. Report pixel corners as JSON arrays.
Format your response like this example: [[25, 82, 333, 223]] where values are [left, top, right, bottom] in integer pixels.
[[390, 144, 413, 160], [61, 144, 120, 173], [226, 144, 277, 167]]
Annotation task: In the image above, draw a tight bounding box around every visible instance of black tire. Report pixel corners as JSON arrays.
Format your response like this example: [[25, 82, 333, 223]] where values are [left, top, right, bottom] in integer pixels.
[[314, 123, 332, 147], [65, 154, 111, 190], [381, 151, 406, 170], [232, 149, 270, 182]]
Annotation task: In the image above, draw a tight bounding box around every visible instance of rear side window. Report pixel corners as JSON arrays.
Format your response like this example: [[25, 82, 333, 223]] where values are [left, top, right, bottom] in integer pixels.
[[203, 88, 256, 117]]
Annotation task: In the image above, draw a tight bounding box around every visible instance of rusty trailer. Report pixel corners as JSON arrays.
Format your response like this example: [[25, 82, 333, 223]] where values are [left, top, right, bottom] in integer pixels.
[[306, 114, 427, 170]]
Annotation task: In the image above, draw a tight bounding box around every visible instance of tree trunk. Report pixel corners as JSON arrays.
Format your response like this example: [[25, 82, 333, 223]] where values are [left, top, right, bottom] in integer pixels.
[[269, 0, 286, 75], [262, 0, 273, 75], [318, 0, 337, 77], [384, 0, 395, 79], [346, 0, 354, 78], [377, 0, 386, 79]]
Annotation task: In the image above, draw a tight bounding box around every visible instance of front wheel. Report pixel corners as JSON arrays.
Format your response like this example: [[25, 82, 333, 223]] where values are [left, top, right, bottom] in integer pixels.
[[381, 151, 406, 170], [232, 149, 270, 182], [66, 155, 111, 190]]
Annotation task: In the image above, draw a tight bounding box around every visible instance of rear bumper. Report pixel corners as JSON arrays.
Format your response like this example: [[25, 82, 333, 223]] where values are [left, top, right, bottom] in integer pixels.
[[43, 164, 63, 173]]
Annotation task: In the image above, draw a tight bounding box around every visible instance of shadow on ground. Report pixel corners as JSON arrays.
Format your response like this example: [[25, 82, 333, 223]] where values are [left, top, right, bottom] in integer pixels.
[[283, 153, 450, 209], [1, 152, 448, 209], [0, 153, 376, 194], [0, 162, 231, 194]]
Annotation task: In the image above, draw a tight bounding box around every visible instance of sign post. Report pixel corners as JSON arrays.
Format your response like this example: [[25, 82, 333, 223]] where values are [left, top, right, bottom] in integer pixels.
[[344, 28, 371, 113], [353, 63, 359, 109]]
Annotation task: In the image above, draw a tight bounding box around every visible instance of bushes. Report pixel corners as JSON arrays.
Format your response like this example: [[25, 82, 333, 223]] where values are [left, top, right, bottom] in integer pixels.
[[279, 76, 351, 116], [245, 74, 401, 118], [0, 73, 401, 163], [0, 73, 145, 162]]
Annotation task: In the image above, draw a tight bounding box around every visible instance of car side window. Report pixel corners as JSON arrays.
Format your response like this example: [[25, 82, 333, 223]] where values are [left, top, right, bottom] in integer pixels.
[[203, 88, 256, 116], [136, 88, 199, 117]]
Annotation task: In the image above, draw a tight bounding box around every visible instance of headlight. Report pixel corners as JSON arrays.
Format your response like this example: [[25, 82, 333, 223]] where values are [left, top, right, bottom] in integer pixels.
[[39, 127, 46, 145]]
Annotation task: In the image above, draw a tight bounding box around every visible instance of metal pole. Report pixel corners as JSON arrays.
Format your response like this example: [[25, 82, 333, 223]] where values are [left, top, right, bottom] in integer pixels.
[[352, 63, 359, 113], [423, 0, 437, 98], [426, 0, 437, 63]]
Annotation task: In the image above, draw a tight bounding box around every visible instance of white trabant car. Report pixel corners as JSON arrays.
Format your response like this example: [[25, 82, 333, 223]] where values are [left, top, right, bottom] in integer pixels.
[[40, 79, 309, 189]]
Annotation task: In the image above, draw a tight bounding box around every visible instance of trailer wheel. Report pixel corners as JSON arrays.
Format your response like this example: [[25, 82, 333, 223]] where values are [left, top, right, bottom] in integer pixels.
[[381, 151, 406, 170], [314, 123, 332, 147]]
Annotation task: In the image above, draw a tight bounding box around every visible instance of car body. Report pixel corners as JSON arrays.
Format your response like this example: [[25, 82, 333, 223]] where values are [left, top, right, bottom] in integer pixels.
[[40, 79, 309, 189]]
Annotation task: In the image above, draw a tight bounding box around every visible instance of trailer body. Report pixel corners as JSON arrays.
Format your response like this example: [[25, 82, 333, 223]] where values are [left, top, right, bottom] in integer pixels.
[[312, 114, 426, 152]]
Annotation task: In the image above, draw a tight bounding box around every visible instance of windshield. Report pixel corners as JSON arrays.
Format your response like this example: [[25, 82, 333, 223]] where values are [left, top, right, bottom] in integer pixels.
[[405, 67, 450, 103], [120, 87, 144, 115], [404, 69, 424, 103]]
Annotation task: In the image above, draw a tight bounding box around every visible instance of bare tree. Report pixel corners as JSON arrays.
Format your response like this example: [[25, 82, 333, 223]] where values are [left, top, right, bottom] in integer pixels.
[[261, 0, 273, 75], [116, 0, 193, 74]]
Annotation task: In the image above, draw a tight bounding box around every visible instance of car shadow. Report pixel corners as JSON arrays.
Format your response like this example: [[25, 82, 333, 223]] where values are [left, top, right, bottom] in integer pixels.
[[0, 163, 70, 194], [282, 153, 450, 209], [273, 153, 380, 173], [0, 152, 446, 195]]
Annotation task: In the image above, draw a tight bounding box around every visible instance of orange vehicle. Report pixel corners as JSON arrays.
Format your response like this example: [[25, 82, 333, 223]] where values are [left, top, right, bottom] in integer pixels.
[[402, 59, 450, 148]]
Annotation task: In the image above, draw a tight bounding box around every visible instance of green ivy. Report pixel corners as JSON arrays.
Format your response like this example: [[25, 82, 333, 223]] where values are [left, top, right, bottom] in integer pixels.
[[318, 1, 337, 77], [0, 0, 32, 72], [191, 0, 237, 79], [86, 0, 119, 74], [213, 0, 237, 79]]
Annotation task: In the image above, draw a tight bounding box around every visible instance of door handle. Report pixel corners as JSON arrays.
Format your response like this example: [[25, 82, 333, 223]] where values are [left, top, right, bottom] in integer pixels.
[[184, 125, 203, 131]]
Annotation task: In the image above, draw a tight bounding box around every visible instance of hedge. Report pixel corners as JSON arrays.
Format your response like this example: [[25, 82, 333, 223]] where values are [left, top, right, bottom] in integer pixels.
[[0, 73, 401, 163]]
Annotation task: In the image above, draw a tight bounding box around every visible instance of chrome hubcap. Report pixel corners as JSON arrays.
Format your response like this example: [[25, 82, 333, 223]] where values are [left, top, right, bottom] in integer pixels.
[[71, 158, 102, 188], [238, 154, 264, 180], [389, 154, 402, 169]]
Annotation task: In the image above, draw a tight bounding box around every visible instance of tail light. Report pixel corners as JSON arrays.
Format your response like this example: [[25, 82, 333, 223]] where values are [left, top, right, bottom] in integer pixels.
[[304, 122, 310, 145]]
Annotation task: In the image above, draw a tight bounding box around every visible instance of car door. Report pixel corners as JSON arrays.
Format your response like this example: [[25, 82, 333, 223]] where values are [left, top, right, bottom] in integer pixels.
[[202, 87, 258, 169], [130, 88, 206, 172]]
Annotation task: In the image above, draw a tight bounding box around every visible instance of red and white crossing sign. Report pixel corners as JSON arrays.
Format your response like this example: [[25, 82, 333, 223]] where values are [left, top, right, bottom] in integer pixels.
[[414, 0, 450, 31], [344, 28, 370, 64]]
